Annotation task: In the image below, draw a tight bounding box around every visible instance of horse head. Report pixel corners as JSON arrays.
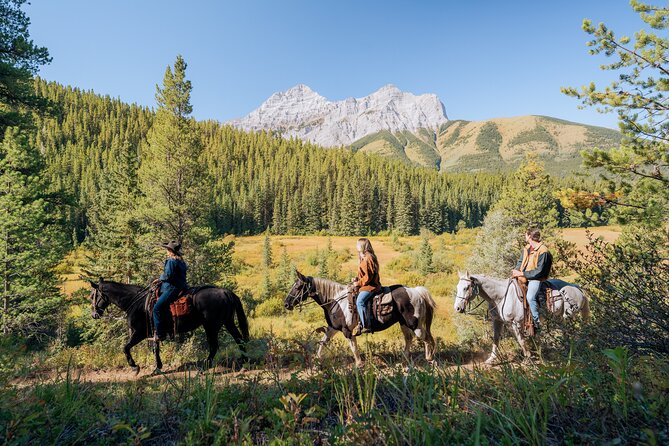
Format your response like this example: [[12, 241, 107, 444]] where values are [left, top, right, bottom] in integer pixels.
[[454, 271, 478, 313], [88, 277, 111, 319], [284, 270, 315, 310]]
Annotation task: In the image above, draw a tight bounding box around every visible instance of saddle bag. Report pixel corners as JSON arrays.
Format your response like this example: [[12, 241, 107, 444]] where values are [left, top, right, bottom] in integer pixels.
[[170, 295, 192, 318]]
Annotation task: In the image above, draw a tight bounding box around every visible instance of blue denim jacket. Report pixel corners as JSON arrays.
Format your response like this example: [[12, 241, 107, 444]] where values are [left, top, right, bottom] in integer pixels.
[[159, 258, 188, 293]]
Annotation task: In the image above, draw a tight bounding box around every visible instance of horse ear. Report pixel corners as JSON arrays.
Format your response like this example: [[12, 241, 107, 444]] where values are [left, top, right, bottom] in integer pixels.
[[296, 270, 306, 281], [99, 277, 104, 284], [89, 280, 98, 289], [458, 271, 463, 279], [465, 270, 470, 279]]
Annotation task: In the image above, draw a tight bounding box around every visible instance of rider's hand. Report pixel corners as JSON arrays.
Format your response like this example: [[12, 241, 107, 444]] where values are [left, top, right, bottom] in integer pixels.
[[511, 269, 523, 278]]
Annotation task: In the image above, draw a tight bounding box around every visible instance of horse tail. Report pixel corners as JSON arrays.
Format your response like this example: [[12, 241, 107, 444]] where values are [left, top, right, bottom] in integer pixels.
[[232, 291, 250, 341], [416, 286, 436, 329], [580, 289, 591, 322]]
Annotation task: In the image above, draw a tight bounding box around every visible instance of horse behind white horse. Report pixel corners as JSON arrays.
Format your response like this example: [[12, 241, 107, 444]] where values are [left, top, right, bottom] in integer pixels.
[[454, 271, 590, 364]]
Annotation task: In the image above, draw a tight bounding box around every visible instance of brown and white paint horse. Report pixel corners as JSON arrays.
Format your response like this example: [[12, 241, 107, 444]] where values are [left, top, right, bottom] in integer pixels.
[[284, 271, 437, 367]]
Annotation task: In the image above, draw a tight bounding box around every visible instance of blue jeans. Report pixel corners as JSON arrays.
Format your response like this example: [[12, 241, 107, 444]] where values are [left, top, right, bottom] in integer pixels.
[[153, 288, 179, 337], [527, 280, 541, 325], [356, 291, 373, 328]]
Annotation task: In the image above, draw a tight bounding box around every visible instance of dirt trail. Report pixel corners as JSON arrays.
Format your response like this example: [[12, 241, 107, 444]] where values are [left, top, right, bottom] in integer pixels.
[[12, 358, 490, 387]]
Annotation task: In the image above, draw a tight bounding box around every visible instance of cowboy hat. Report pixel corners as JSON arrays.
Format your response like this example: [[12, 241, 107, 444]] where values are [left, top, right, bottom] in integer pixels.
[[159, 240, 183, 256]]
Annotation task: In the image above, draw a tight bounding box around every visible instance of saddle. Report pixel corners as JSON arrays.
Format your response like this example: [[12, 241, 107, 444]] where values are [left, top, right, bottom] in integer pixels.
[[147, 284, 197, 336], [511, 277, 535, 337], [347, 286, 395, 331]]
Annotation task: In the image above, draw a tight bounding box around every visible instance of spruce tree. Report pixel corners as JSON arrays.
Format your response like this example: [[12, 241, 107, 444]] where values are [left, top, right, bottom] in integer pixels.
[[276, 246, 294, 291], [0, 128, 64, 337], [138, 55, 209, 243], [137, 55, 224, 282], [84, 140, 149, 283], [262, 231, 273, 269], [417, 234, 434, 275], [0, 0, 52, 133]]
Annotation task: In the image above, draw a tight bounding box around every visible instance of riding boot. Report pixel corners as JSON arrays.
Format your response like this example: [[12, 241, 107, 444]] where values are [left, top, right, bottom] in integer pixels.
[[352, 323, 363, 336]]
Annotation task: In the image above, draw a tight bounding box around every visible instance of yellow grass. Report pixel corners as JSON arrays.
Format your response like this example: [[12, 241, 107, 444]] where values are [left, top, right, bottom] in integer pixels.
[[233, 231, 479, 350]]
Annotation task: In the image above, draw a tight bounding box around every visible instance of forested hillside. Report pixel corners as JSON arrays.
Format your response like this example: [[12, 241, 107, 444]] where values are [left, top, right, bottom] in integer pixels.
[[32, 79, 506, 240]]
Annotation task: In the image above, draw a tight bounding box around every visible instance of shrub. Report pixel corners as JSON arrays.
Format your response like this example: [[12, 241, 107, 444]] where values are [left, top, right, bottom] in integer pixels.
[[575, 227, 669, 354]]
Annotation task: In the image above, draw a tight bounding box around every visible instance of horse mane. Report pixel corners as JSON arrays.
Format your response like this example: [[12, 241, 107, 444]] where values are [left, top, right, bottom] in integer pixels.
[[100, 280, 144, 293], [311, 277, 347, 302]]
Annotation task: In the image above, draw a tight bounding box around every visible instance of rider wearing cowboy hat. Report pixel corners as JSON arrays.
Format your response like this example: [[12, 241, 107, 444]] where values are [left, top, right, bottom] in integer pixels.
[[153, 240, 188, 341]]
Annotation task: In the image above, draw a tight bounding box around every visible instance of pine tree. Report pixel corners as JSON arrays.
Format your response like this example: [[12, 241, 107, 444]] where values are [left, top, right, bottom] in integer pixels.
[[417, 234, 434, 275], [262, 231, 273, 269], [561, 2, 669, 227], [137, 56, 225, 282], [0, 0, 52, 133], [493, 154, 559, 230], [84, 140, 149, 283], [276, 246, 294, 292], [138, 55, 209, 243], [0, 128, 64, 337]]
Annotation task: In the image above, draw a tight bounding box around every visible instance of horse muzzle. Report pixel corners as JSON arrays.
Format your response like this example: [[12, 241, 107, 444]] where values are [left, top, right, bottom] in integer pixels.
[[284, 301, 293, 311]]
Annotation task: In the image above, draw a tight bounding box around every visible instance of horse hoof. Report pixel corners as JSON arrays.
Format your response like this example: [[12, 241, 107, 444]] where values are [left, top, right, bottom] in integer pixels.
[[132, 366, 140, 375], [484, 357, 499, 366]]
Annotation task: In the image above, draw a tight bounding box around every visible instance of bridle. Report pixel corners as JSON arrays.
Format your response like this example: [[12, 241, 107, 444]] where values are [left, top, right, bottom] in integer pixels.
[[457, 277, 486, 314], [91, 283, 110, 318], [457, 277, 480, 305], [286, 278, 317, 310], [286, 277, 349, 311]]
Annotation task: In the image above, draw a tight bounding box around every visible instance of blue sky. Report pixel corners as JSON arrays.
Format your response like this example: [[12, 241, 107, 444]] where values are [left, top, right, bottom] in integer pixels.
[[28, 1, 641, 129]]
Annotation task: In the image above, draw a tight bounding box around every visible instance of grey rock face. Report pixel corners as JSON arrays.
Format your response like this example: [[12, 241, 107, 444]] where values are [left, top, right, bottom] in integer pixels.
[[229, 84, 448, 147]]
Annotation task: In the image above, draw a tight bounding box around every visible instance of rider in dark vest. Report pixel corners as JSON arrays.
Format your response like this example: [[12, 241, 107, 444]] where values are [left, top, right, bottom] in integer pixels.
[[352, 238, 382, 336], [512, 227, 552, 332], [152, 240, 188, 341]]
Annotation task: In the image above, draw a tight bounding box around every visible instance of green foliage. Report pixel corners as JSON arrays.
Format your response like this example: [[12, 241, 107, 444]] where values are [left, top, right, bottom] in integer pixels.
[[138, 55, 209, 244], [574, 227, 669, 354], [32, 79, 503, 238], [562, 2, 669, 227], [1, 350, 667, 444], [0, 128, 65, 338], [0, 0, 52, 132], [508, 124, 558, 150], [83, 140, 151, 283], [493, 153, 560, 229], [466, 209, 522, 277], [276, 247, 295, 293], [417, 234, 434, 275], [475, 121, 502, 154], [262, 231, 273, 269]]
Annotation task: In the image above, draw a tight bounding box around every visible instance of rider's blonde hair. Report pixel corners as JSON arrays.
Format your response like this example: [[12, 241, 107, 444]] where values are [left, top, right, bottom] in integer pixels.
[[357, 238, 378, 263]]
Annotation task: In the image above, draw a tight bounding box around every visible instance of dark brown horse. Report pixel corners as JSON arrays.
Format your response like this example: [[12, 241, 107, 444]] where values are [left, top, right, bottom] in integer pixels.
[[284, 271, 436, 366], [88, 279, 249, 374]]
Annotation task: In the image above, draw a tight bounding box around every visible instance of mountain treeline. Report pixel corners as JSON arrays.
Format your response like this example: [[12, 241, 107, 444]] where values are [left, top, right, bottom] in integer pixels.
[[32, 78, 505, 239]]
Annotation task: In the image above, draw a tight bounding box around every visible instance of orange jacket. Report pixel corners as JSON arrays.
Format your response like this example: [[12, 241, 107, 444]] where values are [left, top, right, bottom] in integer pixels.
[[357, 253, 381, 293]]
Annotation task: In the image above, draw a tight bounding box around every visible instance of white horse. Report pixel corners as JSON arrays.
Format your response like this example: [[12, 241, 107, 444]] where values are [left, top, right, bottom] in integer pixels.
[[454, 271, 590, 364]]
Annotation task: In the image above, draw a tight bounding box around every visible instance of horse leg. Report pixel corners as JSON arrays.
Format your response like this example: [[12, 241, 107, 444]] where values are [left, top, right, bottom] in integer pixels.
[[124, 330, 144, 375], [423, 330, 436, 364], [485, 318, 504, 365], [316, 327, 336, 360], [223, 318, 246, 355], [400, 325, 414, 364], [510, 323, 532, 361], [204, 325, 220, 368], [154, 340, 163, 373], [348, 336, 363, 368]]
